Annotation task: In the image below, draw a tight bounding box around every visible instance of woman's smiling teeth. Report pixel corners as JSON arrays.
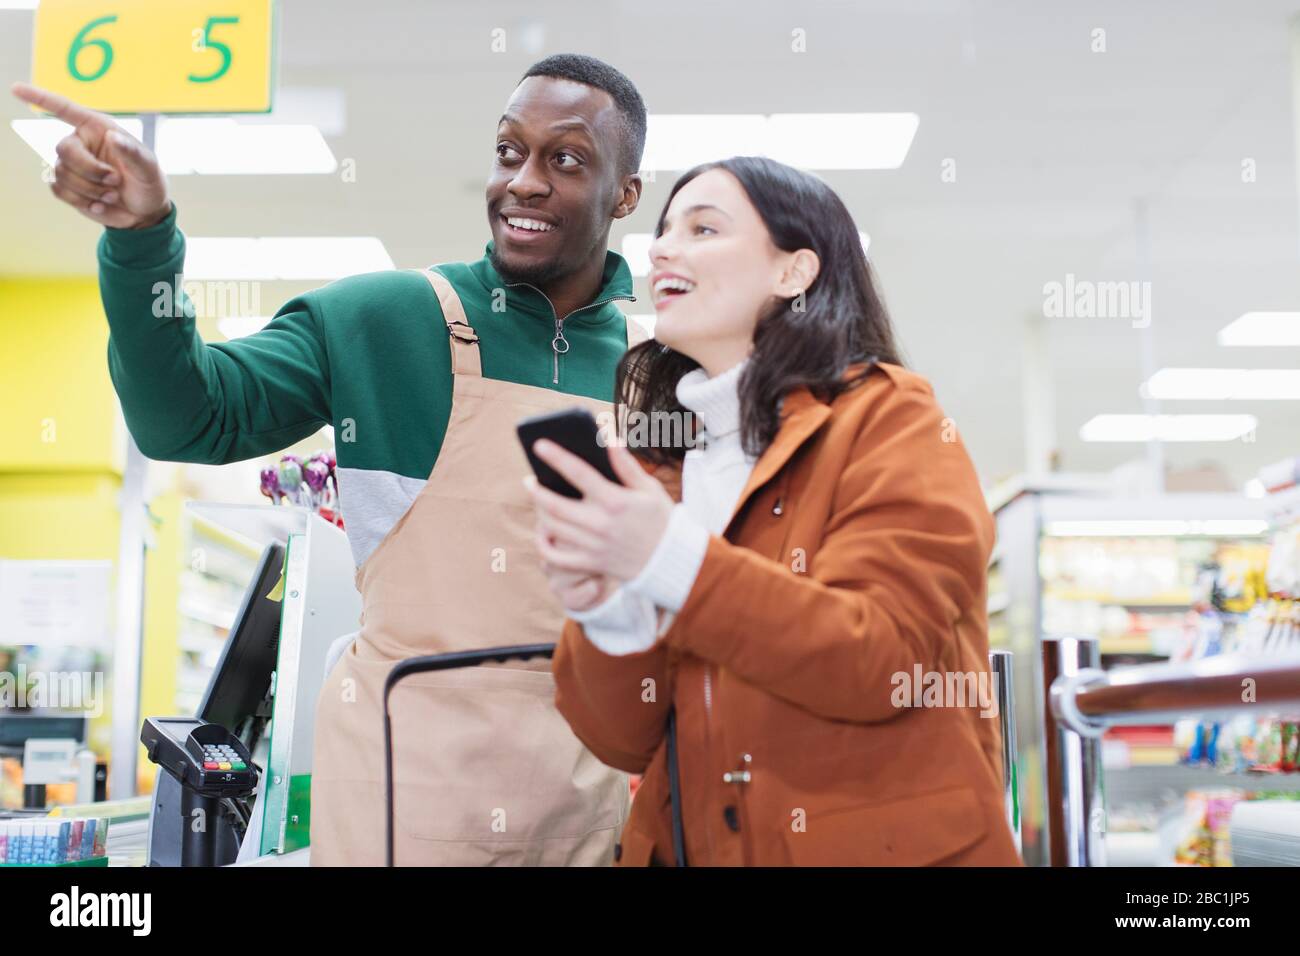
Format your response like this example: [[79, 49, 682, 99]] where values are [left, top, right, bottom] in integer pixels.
[[504, 216, 555, 232], [654, 276, 696, 300]]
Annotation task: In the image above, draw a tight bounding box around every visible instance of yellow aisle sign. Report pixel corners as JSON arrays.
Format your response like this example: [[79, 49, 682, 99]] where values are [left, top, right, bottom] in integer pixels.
[[32, 0, 276, 114]]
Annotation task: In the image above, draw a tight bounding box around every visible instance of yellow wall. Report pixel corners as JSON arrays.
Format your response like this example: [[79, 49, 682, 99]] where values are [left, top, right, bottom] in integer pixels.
[[0, 280, 123, 474], [0, 279, 178, 798]]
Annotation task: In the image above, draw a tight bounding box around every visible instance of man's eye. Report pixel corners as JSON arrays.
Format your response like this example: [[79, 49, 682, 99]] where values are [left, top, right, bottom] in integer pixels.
[[497, 143, 521, 161], [555, 151, 581, 168]]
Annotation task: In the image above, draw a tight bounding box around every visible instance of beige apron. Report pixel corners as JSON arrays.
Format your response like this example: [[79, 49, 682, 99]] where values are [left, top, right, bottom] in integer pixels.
[[310, 268, 650, 866]]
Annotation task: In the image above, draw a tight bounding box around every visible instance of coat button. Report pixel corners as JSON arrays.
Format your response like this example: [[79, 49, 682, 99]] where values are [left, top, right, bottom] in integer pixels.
[[723, 805, 740, 832], [614, 842, 623, 862]]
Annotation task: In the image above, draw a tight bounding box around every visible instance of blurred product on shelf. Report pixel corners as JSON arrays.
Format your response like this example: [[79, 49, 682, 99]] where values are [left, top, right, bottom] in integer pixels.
[[1040, 537, 1269, 657], [1174, 790, 1242, 866], [1181, 716, 1300, 775], [1041, 536, 1198, 604], [1104, 725, 1181, 767], [1265, 519, 1299, 598], [0, 815, 108, 866], [1173, 478, 1300, 776], [1173, 789, 1300, 866]]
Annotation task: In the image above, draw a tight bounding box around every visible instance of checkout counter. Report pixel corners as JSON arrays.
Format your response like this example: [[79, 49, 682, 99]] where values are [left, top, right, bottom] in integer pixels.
[[0, 503, 360, 867], [145, 503, 360, 867]]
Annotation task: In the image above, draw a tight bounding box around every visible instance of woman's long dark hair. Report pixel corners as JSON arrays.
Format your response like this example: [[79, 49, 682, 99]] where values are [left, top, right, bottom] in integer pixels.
[[617, 155, 903, 466]]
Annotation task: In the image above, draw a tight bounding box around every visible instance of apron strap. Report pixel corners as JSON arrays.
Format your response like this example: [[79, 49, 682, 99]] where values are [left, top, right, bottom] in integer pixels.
[[417, 268, 482, 378], [625, 314, 652, 348]]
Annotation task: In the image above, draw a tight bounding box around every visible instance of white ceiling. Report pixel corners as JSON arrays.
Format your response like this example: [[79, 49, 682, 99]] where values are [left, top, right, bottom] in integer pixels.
[[2, 0, 1299, 489]]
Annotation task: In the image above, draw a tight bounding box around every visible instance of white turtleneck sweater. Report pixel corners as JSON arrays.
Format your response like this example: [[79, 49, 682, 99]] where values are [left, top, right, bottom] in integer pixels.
[[568, 358, 758, 655]]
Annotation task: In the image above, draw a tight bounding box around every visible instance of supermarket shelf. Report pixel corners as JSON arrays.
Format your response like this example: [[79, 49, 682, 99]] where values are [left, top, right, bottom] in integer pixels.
[[180, 507, 265, 716], [1106, 764, 1300, 805], [190, 511, 262, 560], [994, 487, 1278, 866], [1098, 635, 1180, 655], [1045, 590, 1192, 606], [178, 596, 237, 630], [178, 633, 226, 656], [1102, 651, 1170, 665], [985, 472, 1115, 514], [185, 551, 259, 587], [1038, 493, 1268, 525]]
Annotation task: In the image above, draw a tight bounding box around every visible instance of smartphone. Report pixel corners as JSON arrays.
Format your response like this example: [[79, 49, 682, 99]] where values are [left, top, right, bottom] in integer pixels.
[[517, 407, 621, 498]]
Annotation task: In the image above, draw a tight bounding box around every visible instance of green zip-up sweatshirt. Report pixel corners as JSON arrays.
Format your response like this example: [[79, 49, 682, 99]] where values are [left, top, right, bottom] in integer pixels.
[[97, 202, 638, 568]]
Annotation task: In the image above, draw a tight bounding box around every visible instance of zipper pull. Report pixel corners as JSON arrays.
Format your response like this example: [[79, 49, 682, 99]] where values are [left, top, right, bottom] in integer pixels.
[[551, 319, 569, 385]]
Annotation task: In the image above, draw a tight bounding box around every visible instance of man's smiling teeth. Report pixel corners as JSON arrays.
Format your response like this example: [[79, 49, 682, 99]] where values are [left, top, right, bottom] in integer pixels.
[[654, 277, 696, 295], [505, 216, 555, 232]]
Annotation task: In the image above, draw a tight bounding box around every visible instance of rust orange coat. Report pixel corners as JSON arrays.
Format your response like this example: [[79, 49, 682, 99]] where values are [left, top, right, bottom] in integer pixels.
[[552, 361, 1023, 866]]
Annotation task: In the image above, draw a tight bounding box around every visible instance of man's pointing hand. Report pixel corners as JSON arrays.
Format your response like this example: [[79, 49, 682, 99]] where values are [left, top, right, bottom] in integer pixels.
[[11, 81, 171, 229]]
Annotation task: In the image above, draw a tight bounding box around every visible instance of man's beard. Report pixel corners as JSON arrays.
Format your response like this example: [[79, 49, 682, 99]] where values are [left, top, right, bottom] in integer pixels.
[[489, 246, 568, 290]]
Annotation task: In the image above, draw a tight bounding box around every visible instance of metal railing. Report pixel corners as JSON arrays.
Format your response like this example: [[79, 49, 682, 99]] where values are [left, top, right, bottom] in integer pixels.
[[989, 649, 1021, 854], [1042, 635, 1300, 866]]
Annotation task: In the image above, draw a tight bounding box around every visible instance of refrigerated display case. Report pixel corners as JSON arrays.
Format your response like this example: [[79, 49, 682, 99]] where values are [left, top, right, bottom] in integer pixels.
[[988, 481, 1272, 865]]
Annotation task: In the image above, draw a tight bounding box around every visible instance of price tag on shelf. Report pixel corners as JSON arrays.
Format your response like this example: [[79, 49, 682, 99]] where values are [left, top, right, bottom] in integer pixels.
[[31, 0, 276, 114]]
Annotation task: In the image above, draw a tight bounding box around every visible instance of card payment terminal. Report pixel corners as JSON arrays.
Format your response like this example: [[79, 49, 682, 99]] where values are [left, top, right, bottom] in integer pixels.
[[141, 718, 259, 866]]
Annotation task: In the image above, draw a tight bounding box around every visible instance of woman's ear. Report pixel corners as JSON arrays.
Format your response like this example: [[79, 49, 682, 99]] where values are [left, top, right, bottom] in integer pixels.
[[776, 249, 821, 299]]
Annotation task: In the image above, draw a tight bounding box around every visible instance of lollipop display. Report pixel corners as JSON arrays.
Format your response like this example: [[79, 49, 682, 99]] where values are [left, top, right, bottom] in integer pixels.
[[259, 467, 281, 504], [304, 459, 330, 498], [277, 457, 305, 505], [258, 449, 344, 529]]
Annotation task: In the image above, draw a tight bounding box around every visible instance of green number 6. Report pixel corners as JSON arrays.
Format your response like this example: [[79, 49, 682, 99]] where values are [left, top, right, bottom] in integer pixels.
[[189, 16, 240, 83], [67, 15, 117, 83]]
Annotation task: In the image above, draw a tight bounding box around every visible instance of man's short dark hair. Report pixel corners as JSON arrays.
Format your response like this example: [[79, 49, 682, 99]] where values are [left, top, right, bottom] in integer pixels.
[[520, 54, 647, 178]]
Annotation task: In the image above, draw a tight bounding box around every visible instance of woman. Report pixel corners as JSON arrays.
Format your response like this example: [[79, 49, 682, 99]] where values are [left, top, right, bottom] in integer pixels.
[[524, 156, 1021, 866]]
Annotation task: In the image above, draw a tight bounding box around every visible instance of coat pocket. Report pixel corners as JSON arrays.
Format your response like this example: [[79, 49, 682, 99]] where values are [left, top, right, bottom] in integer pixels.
[[786, 785, 988, 866]]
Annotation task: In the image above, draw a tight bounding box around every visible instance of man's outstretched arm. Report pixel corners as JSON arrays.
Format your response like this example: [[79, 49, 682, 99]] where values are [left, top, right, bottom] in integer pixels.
[[99, 205, 331, 463], [14, 82, 331, 464]]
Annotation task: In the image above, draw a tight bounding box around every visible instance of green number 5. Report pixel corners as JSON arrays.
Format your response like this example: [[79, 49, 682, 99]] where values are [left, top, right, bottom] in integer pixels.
[[189, 16, 240, 83], [67, 15, 117, 83]]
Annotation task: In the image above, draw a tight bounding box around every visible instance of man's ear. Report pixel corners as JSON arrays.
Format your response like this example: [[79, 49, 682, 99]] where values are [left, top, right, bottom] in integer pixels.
[[611, 173, 643, 221], [776, 248, 821, 298]]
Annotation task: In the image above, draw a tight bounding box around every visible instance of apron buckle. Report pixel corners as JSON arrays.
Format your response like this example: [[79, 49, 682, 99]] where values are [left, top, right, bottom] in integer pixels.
[[447, 321, 480, 344]]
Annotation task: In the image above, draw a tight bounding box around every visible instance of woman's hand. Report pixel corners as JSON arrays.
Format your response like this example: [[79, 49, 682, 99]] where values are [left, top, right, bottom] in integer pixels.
[[541, 564, 620, 613], [525, 439, 674, 582]]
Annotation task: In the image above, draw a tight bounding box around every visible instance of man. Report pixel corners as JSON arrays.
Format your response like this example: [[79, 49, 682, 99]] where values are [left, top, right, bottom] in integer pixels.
[[12, 53, 648, 865]]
